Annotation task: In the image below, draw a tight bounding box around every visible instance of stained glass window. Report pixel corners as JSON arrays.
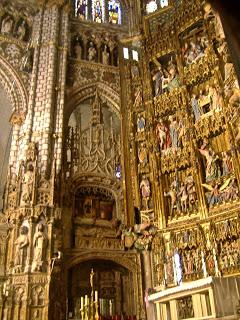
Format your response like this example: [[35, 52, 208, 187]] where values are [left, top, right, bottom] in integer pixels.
[[146, 0, 157, 14], [93, 0, 104, 23], [160, 0, 168, 8], [108, 0, 121, 24], [75, 0, 88, 20]]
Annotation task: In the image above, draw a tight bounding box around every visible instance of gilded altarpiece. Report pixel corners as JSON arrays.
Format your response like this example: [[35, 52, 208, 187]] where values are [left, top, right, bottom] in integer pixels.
[[122, 1, 240, 317]]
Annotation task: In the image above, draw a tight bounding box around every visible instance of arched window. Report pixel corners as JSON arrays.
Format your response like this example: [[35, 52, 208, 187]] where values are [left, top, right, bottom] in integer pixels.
[[146, 0, 157, 14], [108, 0, 121, 24], [74, 0, 122, 24], [75, 0, 88, 20], [160, 0, 168, 8], [92, 0, 105, 23]]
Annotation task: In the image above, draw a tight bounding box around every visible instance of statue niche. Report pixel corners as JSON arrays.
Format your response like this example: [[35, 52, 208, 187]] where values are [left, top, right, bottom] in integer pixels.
[[74, 187, 115, 221], [14, 224, 29, 273], [31, 223, 48, 272]]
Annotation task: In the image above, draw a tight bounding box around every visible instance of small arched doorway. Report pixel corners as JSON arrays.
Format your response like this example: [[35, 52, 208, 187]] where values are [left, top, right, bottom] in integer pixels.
[[67, 258, 139, 319]]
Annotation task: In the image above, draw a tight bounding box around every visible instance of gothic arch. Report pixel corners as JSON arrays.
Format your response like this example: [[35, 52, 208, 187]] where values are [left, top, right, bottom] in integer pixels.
[[71, 173, 121, 197], [71, 173, 123, 220], [65, 251, 140, 273], [0, 54, 28, 116], [65, 82, 120, 123]]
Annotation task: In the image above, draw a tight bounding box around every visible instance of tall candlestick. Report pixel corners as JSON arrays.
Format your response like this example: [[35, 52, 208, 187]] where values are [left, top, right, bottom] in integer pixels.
[[94, 290, 98, 301], [81, 296, 84, 309], [85, 294, 88, 306]]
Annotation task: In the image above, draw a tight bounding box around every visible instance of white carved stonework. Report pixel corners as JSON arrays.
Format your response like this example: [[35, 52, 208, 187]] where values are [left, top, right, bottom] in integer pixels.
[[13, 225, 29, 273], [66, 89, 121, 179], [31, 224, 48, 272]]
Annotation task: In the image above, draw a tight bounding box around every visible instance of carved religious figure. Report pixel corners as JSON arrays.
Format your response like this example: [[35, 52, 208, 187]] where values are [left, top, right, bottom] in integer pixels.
[[102, 45, 110, 65], [199, 146, 221, 182], [21, 163, 34, 205], [1, 16, 13, 35], [16, 20, 27, 41], [88, 42, 97, 62], [14, 226, 29, 273], [137, 115, 145, 133], [191, 93, 202, 121], [74, 42, 82, 60], [140, 176, 151, 210], [164, 181, 178, 219], [155, 119, 172, 151], [138, 143, 148, 167], [32, 224, 48, 272]]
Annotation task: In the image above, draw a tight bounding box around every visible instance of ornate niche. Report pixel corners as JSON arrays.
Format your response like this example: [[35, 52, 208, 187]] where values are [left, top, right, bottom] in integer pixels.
[[179, 20, 217, 86], [73, 185, 123, 251], [150, 52, 181, 99], [163, 167, 198, 224], [198, 135, 239, 212], [74, 186, 115, 221], [65, 90, 121, 180]]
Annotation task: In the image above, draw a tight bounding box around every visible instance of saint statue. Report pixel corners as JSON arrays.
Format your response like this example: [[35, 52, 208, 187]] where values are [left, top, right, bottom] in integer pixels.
[[74, 42, 82, 60], [1, 16, 13, 35], [191, 93, 202, 121], [32, 224, 48, 272], [140, 176, 151, 210], [102, 45, 110, 65], [88, 42, 97, 62], [14, 226, 29, 273], [21, 163, 34, 204], [16, 21, 27, 41]]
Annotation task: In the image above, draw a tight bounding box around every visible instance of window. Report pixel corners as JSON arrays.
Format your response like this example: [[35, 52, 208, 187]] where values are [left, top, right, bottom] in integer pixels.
[[146, 0, 157, 14], [108, 0, 121, 24], [123, 47, 129, 59], [132, 50, 139, 61], [160, 0, 168, 8], [74, 0, 122, 24], [93, 0, 104, 23], [75, 0, 88, 20]]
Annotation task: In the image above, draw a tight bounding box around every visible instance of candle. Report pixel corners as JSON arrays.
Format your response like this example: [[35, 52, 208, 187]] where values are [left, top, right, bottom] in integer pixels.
[[85, 294, 88, 306], [81, 297, 84, 309], [94, 290, 98, 301]]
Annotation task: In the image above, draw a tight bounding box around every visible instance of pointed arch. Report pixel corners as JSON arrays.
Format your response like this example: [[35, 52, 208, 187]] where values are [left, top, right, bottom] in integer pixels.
[[0, 54, 28, 116], [65, 82, 120, 123]]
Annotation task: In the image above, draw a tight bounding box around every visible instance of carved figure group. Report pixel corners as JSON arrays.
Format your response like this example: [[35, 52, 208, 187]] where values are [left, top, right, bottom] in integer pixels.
[[191, 85, 223, 121], [182, 35, 209, 66], [203, 178, 239, 207], [0, 14, 29, 41], [165, 175, 198, 219], [152, 58, 180, 96], [199, 142, 235, 184], [156, 117, 185, 152], [219, 239, 240, 272]]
